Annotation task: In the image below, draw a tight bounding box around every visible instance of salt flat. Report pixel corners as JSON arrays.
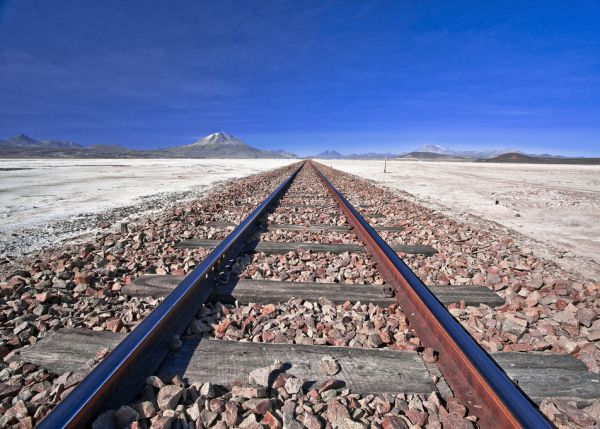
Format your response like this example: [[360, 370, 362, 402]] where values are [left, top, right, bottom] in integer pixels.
[[3, 158, 598, 279], [322, 159, 600, 279], [0, 158, 296, 256]]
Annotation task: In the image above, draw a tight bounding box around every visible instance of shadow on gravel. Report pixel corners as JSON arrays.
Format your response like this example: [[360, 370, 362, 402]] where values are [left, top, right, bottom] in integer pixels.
[[154, 203, 281, 382]]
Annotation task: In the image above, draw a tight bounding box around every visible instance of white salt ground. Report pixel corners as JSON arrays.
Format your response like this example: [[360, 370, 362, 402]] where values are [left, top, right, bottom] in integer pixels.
[[320, 159, 600, 280], [0, 158, 296, 257]]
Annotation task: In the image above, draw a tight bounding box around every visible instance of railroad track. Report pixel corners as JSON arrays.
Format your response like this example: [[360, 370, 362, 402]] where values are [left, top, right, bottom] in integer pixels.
[[9, 161, 599, 428]]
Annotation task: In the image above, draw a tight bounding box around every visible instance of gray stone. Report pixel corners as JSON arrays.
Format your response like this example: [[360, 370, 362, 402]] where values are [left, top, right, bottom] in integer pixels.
[[114, 405, 139, 427], [249, 360, 282, 387], [320, 356, 340, 376], [340, 417, 367, 429], [134, 401, 157, 419], [200, 382, 216, 398], [284, 377, 304, 394], [502, 318, 527, 338], [91, 410, 116, 429], [576, 308, 597, 327], [156, 385, 183, 410], [200, 408, 219, 427]]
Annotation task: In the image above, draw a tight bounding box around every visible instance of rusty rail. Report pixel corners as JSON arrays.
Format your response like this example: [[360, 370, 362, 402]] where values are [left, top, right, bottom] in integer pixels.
[[310, 161, 550, 429]]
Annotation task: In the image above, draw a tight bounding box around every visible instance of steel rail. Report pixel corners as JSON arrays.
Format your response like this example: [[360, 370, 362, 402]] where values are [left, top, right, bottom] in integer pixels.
[[37, 162, 304, 429], [310, 161, 551, 429]]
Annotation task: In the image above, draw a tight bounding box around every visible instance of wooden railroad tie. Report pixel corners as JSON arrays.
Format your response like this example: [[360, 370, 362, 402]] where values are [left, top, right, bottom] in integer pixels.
[[9, 328, 600, 404], [124, 275, 505, 307], [207, 220, 405, 233], [176, 239, 437, 256]]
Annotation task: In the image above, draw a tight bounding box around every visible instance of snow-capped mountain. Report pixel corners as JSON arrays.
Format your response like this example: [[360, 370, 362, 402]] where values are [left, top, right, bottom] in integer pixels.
[[188, 132, 247, 147], [310, 150, 397, 160], [414, 144, 453, 154], [40, 139, 84, 149], [413, 144, 521, 159], [167, 132, 296, 158]]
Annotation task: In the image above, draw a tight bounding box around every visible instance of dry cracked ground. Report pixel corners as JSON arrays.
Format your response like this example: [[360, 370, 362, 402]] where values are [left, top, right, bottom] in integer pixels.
[[0, 162, 598, 429]]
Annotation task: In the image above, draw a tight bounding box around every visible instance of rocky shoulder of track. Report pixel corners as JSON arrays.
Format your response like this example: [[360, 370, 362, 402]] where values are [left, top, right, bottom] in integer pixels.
[[0, 163, 299, 427], [318, 165, 599, 367]]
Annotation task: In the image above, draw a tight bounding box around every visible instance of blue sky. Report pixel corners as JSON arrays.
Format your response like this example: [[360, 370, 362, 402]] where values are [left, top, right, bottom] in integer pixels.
[[1, 1, 599, 156]]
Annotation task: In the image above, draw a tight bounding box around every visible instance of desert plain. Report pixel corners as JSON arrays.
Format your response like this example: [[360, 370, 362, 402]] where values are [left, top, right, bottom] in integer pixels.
[[0, 158, 296, 257], [324, 159, 600, 279], [1, 157, 598, 280]]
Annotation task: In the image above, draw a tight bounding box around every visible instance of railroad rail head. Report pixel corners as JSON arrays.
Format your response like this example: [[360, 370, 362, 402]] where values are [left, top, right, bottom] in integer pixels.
[[309, 160, 551, 429]]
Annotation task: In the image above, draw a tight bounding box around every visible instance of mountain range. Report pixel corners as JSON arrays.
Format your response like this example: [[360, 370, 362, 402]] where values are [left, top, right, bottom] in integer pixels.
[[1, 134, 83, 149], [309, 144, 592, 161], [309, 150, 398, 160], [0, 132, 297, 159], [410, 144, 520, 159], [312, 145, 528, 160], [1, 133, 595, 163], [477, 152, 600, 165]]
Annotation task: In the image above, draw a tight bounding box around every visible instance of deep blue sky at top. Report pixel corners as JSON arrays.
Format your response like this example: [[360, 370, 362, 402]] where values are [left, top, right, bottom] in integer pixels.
[[1, 1, 599, 156]]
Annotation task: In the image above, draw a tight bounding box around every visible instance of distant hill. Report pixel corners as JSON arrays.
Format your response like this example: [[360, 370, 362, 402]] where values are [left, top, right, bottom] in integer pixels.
[[307, 144, 523, 160], [310, 150, 345, 159], [413, 144, 450, 154], [396, 151, 472, 161], [0, 132, 297, 159], [269, 149, 298, 158], [483, 153, 537, 163], [5, 134, 42, 147], [310, 150, 398, 160], [413, 144, 518, 159], [2, 134, 83, 149], [344, 152, 397, 160], [308, 148, 599, 163], [481, 152, 600, 165]]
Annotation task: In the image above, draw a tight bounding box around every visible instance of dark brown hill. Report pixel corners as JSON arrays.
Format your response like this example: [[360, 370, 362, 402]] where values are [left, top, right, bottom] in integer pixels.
[[481, 152, 600, 165]]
